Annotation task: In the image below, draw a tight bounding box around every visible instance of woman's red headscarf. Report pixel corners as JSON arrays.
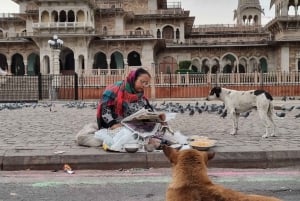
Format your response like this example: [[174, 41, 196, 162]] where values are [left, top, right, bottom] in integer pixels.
[[97, 69, 147, 118]]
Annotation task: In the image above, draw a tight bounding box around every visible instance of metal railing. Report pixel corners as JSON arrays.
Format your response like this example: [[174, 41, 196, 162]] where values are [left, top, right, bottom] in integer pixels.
[[0, 71, 299, 102]]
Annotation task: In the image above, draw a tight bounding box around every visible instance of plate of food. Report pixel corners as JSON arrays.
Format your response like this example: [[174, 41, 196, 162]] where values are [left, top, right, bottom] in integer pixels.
[[189, 138, 216, 151]]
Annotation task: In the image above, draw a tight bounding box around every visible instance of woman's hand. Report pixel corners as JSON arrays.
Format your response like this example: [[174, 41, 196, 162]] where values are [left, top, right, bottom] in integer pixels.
[[109, 123, 122, 130]]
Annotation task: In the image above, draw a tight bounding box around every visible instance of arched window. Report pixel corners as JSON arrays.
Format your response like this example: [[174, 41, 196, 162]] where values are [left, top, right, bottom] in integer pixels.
[[68, 10, 75, 22], [51, 11, 58, 22], [162, 25, 174, 40], [77, 10, 85, 22], [127, 51, 141, 66], [93, 52, 107, 69], [103, 26, 107, 35], [157, 29, 161, 38], [59, 10, 67, 22], [41, 11, 49, 22], [176, 28, 180, 39], [110, 51, 124, 69]]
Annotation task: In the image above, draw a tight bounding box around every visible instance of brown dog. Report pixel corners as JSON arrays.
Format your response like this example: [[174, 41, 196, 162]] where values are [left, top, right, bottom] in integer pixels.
[[163, 145, 282, 201]]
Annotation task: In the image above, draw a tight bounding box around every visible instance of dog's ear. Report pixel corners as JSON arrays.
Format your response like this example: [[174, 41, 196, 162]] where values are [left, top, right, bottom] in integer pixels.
[[204, 152, 215, 165], [162, 145, 178, 165], [207, 152, 215, 160]]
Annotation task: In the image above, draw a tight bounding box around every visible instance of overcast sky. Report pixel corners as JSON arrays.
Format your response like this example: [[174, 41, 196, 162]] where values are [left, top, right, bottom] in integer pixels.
[[1, 0, 275, 25]]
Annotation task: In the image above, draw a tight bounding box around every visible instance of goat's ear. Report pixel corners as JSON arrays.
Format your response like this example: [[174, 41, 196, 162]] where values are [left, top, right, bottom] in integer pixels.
[[162, 145, 178, 165]]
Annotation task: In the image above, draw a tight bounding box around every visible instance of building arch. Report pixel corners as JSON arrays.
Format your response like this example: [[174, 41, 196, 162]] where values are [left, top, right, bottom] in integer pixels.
[[288, 4, 296, 16], [51, 10, 58, 22], [11, 53, 25, 76], [162, 25, 174, 40], [238, 57, 247, 72], [249, 57, 259, 72], [158, 56, 178, 73], [77, 10, 85, 22], [156, 29, 161, 38], [0, 53, 8, 71], [43, 55, 50, 74], [27, 53, 40, 75], [68, 10, 75, 22], [200, 58, 210, 74], [93, 52, 108, 69], [221, 53, 238, 73], [176, 28, 180, 39], [253, 15, 259, 24], [211, 58, 220, 74], [110, 51, 124, 69], [135, 27, 144, 35], [127, 51, 142, 66], [0, 29, 4, 38], [20, 29, 27, 36], [59, 10, 67, 22], [78, 55, 85, 71], [41, 10, 50, 22], [259, 57, 268, 72], [60, 47, 75, 74], [191, 58, 201, 72], [103, 26, 107, 35]]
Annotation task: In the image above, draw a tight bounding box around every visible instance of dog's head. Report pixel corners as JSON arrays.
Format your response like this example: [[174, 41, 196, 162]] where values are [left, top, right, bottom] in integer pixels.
[[162, 145, 215, 169], [207, 86, 222, 100]]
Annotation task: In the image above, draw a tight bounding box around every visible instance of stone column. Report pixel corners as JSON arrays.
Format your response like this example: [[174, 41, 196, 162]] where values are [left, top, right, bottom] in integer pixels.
[[24, 60, 28, 75], [7, 60, 11, 74], [53, 49, 60, 74], [74, 57, 79, 74]]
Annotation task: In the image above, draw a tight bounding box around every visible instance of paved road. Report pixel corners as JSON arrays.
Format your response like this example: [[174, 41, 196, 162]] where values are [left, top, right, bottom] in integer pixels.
[[0, 99, 300, 170], [0, 168, 299, 201]]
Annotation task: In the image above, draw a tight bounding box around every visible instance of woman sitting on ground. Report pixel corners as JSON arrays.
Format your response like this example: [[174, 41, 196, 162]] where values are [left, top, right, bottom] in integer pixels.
[[96, 67, 153, 130], [76, 68, 159, 148]]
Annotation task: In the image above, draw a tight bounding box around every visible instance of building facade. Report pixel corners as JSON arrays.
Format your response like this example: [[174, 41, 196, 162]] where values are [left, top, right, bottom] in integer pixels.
[[0, 0, 300, 76]]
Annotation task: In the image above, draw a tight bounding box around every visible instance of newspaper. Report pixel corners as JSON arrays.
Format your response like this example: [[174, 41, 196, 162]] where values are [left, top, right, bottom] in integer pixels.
[[121, 108, 166, 123], [121, 108, 166, 138]]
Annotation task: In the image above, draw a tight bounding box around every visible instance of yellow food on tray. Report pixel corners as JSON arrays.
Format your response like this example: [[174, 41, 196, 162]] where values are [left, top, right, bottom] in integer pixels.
[[190, 138, 216, 147], [191, 141, 210, 147]]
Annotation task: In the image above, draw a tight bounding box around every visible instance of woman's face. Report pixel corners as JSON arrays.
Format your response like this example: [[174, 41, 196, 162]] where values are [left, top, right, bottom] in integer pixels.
[[134, 73, 151, 92]]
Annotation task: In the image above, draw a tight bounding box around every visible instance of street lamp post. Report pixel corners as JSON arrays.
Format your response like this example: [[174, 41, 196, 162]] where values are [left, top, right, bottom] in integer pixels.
[[48, 35, 63, 100], [48, 35, 63, 74]]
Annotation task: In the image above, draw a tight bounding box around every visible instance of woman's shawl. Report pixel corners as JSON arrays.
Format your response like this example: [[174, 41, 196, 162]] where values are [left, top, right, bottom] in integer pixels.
[[97, 70, 147, 119]]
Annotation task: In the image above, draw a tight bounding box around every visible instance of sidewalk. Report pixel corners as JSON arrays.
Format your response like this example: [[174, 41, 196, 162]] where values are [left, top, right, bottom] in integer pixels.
[[1, 99, 300, 171]]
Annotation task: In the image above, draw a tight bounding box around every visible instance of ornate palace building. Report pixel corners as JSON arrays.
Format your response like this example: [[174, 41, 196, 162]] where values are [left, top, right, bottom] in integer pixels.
[[0, 0, 300, 76]]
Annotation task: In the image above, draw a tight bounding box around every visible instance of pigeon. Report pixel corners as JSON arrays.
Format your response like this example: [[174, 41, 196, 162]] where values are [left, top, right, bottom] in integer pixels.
[[180, 108, 185, 114], [220, 109, 227, 118], [289, 97, 295, 100], [282, 106, 294, 112], [275, 112, 286, 118], [281, 96, 287, 101], [240, 111, 251, 118], [32, 103, 37, 109], [295, 113, 300, 119], [217, 108, 223, 115], [189, 109, 195, 116], [197, 108, 202, 114]]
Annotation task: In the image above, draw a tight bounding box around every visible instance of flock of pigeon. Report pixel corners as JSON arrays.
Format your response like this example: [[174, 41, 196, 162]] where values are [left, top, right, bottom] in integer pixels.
[[0, 98, 300, 119], [151, 100, 300, 119], [0, 101, 98, 111]]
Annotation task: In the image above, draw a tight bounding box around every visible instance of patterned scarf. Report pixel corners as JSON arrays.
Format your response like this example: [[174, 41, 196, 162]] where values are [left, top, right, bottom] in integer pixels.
[[97, 70, 146, 118]]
